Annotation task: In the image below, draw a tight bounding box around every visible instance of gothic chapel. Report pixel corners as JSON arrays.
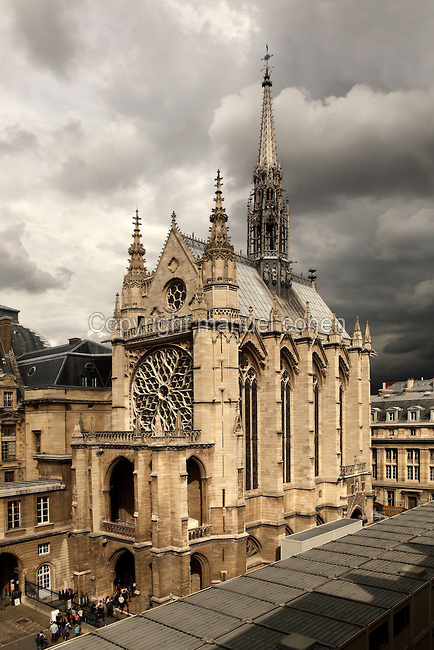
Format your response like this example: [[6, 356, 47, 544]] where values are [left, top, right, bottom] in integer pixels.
[[71, 60, 373, 610]]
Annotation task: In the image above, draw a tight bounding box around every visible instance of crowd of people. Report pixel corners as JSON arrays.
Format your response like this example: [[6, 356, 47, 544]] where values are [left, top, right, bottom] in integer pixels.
[[34, 586, 133, 646]]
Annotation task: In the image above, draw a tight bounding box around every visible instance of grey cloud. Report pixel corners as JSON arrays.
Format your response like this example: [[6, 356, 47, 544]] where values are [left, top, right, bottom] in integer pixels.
[[11, 0, 79, 77], [0, 125, 39, 155], [0, 223, 74, 293]]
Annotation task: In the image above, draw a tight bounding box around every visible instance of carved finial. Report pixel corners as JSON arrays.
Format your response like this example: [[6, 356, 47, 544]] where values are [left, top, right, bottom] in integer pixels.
[[171, 211, 177, 229]]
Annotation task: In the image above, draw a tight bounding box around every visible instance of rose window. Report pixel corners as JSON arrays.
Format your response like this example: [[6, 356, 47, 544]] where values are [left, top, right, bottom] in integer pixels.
[[166, 280, 187, 311], [132, 347, 193, 433]]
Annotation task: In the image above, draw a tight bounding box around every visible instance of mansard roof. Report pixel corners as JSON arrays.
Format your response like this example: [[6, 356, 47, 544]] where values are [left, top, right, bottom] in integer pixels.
[[17, 339, 111, 388], [182, 233, 347, 338]]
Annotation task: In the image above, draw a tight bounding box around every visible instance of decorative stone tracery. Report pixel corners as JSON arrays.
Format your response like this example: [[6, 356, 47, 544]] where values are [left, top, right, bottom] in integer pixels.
[[132, 347, 193, 433]]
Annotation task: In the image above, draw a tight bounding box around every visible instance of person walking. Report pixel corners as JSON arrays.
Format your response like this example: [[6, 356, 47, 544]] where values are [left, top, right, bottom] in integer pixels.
[[49, 621, 59, 644]]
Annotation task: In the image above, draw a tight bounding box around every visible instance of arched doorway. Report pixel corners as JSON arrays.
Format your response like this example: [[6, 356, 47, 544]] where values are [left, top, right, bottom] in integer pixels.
[[0, 553, 19, 598], [187, 457, 204, 527], [190, 553, 209, 594], [351, 508, 364, 519], [109, 458, 134, 522], [113, 550, 135, 591]]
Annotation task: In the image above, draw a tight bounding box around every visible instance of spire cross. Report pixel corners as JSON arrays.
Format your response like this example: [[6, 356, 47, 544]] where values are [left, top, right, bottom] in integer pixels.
[[262, 44, 273, 75]]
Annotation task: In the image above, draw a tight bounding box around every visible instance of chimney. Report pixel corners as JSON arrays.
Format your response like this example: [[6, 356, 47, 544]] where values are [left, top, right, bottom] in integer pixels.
[[68, 337, 81, 347], [404, 378, 414, 393], [0, 317, 12, 354]]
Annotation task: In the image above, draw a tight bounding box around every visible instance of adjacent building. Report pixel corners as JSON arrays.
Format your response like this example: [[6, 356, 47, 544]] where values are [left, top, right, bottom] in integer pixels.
[[371, 378, 434, 515]]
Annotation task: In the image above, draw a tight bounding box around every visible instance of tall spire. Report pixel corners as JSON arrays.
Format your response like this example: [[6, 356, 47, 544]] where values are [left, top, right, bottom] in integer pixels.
[[258, 45, 278, 169], [247, 48, 291, 299]]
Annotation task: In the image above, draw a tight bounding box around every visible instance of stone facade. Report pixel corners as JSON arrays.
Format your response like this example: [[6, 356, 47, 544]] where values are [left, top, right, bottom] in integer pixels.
[[71, 64, 373, 611], [371, 378, 434, 515]]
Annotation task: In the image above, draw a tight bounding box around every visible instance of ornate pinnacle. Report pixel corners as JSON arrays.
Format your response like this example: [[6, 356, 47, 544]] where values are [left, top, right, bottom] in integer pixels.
[[352, 316, 363, 348], [125, 209, 147, 280], [364, 321, 372, 349], [204, 171, 234, 255], [171, 211, 177, 229]]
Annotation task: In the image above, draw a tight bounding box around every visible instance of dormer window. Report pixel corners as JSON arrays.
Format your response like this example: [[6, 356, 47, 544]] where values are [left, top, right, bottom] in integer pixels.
[[385, 407, 402, 422], [371, 408, 381, 423], [407, 406, 423, 422]]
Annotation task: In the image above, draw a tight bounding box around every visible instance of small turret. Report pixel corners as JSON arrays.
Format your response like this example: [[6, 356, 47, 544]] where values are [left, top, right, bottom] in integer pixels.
[[202, 172, 238, 316]]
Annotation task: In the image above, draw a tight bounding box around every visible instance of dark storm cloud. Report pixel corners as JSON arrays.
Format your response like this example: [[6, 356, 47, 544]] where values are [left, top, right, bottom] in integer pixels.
[[0, 223, 73, 293], [11, 0, 79, 77]]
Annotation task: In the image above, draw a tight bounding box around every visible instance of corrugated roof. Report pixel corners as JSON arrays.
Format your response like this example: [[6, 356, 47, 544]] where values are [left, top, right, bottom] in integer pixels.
[[288, 591, 386, 627], [60, 500, 434, 650], [254, 606, 361, 647], [97, 617, 204, 649], [144, 600, 244, 640], [215, 576, 305, 605]]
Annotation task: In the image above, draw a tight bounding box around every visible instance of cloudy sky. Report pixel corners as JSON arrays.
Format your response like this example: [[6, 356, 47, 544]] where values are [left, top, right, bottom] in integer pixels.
[[1, 0, 434, 391]]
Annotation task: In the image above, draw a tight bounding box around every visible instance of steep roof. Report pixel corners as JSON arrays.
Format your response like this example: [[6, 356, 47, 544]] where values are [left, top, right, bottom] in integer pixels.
[[182, 233, 346, 338]]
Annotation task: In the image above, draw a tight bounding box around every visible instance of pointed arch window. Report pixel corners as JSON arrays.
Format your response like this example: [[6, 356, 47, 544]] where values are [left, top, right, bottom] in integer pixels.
[[281, 371, 291, 483], [240, 367, 259, 491], [339, 383, 344, 467], [314, 376, 320, 477]]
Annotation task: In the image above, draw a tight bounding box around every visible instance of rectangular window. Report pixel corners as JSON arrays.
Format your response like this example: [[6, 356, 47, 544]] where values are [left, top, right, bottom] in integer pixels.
[[4, 470, 14, 482], [407, 466, 414, 480], [81, 376, 88, 387], [7, 500, 20, 529], [430, 467, 434, 481], [372, 464, 377, 479], [1, 424, 15, 437], [393, 604, 410, 637], [387, 411, 396, 422], [386, 465, 391, 479], [1, 440, 16, 461], [33, 431, 41, 453], [431, 449, 434, 462], [414, 466, 420, 481], [38, 543, 50, 555], [392, 449, 398, 461], [415, 449, 420, 462], [37, 497, 49, 524], [387, 490, 395, 506], [409, 410, 417, 421], [386, 449, 391, 460], [392, 465, 398, 480], [3, 391, 13, 408], [91, 377, 98, 387], [407, 449, 413, 460], [369, 620, 389, 650], [410, 428, 417, 436]]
